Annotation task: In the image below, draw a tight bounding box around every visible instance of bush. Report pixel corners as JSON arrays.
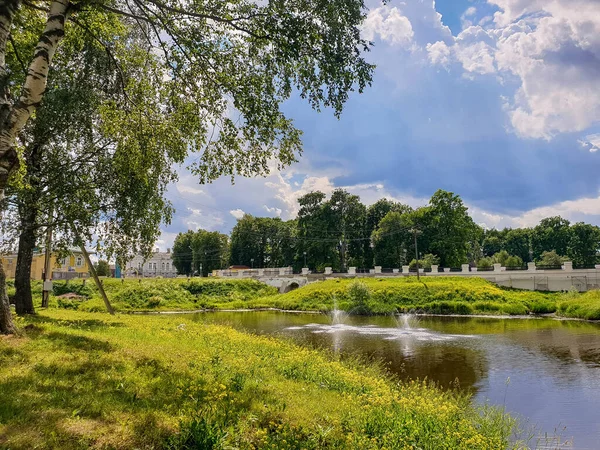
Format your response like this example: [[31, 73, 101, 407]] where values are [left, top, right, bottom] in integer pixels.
[[538, 251, 568, 267], [94, 260, 110, 277], [504, 255, 523, 267], [409, 254, 440, 270], [477, 257, 494, 269], [347, 280, 371, 314]]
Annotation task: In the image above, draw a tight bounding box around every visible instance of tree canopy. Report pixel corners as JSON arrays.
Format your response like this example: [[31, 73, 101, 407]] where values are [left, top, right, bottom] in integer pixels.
[[0, 0, 379, 333]]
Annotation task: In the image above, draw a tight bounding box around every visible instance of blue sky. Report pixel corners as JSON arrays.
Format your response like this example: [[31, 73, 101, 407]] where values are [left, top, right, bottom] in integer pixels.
[[157, 0, 600, 250]]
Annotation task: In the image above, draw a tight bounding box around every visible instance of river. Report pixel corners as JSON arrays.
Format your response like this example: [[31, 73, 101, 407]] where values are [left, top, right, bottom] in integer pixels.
[[189, 311, 600, 449]]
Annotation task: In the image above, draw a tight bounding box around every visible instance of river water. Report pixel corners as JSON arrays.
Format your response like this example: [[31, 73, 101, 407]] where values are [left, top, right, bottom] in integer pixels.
[[189, 311, 600, 449]]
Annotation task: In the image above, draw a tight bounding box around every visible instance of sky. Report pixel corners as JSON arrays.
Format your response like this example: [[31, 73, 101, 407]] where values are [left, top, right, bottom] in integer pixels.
[[156, 0, 600, 251]]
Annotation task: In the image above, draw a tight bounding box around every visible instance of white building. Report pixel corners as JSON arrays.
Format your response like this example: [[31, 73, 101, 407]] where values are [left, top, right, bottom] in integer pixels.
[[125, 248, 177, 278]]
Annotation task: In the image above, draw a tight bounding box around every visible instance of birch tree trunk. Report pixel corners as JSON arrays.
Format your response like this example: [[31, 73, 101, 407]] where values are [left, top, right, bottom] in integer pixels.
[[14, 211, 36, 314], [0, 0, 70, 333]]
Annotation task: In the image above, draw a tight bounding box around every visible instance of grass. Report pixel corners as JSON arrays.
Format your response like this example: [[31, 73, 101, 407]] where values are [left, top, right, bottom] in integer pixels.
[[0, 310, 522, 449], [9, 278, 278, 312], [557, 289, 600, 320], [9, 275, 600, 320], [209, 277, 561, 317]]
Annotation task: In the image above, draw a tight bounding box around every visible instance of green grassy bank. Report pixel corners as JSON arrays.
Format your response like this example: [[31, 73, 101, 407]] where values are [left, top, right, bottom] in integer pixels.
[[211, 277, 562, 316], [0, 310, 520, 449], [7, 278, 277, 312], [8, 276, 600, 319]]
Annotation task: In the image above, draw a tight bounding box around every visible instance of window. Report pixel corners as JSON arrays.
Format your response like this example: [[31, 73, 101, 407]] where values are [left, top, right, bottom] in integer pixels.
[[148, 263, 152, 270], [153, 263, 157, 270], [166, 262, 170, 270], [138, 262, 142, 269], [76, 256, 83, 267], [162, 262, 165, 271]]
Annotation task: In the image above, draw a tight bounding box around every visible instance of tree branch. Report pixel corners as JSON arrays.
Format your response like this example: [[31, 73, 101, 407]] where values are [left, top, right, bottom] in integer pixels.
[[8, 34, 27, 76]]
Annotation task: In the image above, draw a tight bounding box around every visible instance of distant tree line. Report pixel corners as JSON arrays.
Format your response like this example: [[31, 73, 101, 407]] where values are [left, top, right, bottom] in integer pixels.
[[171, 189, 600, 274]]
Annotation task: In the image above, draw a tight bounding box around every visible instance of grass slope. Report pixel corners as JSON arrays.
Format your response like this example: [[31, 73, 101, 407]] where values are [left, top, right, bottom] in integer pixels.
[[558, 289, 600, 320], [7, 278, 278, 312], [9, 276, 600, 320], [0, 310, 520, 449], [208, 277, 560, 316]]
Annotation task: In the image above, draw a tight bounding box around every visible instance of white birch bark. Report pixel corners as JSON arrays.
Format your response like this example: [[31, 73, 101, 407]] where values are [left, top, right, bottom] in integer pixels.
[[0, 0, 70, 333], [0, 0, 70, 186]]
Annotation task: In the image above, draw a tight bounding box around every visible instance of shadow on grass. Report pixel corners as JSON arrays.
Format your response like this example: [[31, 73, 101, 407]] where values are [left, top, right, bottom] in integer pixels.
[[25, 314, 126, 331], [0, 327, 188, 449]]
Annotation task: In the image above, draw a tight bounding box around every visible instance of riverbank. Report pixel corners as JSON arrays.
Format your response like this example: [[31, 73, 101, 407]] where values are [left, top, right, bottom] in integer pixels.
[[206, 277, 562, 316], [10, 276, 600, 320], [0, 310, 520, 449]]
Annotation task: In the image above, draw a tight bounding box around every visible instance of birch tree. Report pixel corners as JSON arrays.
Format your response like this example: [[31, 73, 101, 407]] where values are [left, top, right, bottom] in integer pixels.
[[0, 0, 376, 333]]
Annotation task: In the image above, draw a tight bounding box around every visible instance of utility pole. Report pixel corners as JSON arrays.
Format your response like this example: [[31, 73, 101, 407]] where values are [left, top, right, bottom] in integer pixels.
[[411, 228, 421, 281], [41, 208, 53, 308]]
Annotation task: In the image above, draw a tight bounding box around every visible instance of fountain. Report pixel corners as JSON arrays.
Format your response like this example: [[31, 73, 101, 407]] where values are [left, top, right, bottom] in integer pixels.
[[397, 313, 418, 330], [330, 296, 348, 325]]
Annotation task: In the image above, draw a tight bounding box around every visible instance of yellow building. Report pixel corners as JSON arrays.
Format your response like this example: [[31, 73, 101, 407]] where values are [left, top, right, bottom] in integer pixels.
[[1, 249, 91, 280]]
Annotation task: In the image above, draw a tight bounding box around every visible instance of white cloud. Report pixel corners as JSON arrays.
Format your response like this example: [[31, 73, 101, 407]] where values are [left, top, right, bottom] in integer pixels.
[[426, 41, 451, 67], [426, 0, 600, 139], [229, 209, 245, 219], [157, 155, 600, 252], [579, 133, 600, 153], [464, 6, 477, 17], [177, 185, 205, 195], [362, 6, 414, 46], [460, 6, 477, 29], [263, 205, 283, 217]]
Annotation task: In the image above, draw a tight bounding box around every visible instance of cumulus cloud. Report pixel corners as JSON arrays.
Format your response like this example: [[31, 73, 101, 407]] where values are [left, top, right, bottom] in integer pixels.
[[426, 0, 600, 139], [229, 209, 245, 219], [362, 5, 414, 46], [426, 41, 451, 67]]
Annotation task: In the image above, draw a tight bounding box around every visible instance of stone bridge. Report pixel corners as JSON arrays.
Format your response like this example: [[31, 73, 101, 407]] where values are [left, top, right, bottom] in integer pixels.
[[259, 276, 309, 293]]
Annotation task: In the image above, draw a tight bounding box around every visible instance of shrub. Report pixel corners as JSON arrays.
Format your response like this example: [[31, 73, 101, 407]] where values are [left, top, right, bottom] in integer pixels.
[[538, 250, 568, 267], [504, 255, 523, 268], [347, 280, 371, 314], [492, 250, 510, 267], [409, 254, 440, 270], [477, 257, 494, 269]]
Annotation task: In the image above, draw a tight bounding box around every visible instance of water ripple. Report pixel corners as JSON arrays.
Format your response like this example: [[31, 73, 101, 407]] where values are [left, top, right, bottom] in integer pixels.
[[285, 323, 476, 342]]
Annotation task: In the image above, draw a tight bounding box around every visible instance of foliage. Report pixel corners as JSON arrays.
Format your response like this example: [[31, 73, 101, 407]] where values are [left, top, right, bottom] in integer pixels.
[[531, 217, 571, 260], [219, 277, 560, 316], [37, 278, 277, 312], [409, 254, 440, 270], [567, 223, 600, 267], [94, 260, 110, 277], [492, 250, 510, 267], [295, 189, 367, 271], [504, 255, 524, 268], [364, 199, 412, 267], [371, 211, 413, 268], [172, 231, 195, 276], [424, 190, 479, 267], [503, 228, 532, 263], [0, 310, 519, 449], [229, 215, 295, 269], [537, 251, 568, 267], [347, 280, 371, 314], [558, 290, 600, 320], [477, 257, 494, 269]]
